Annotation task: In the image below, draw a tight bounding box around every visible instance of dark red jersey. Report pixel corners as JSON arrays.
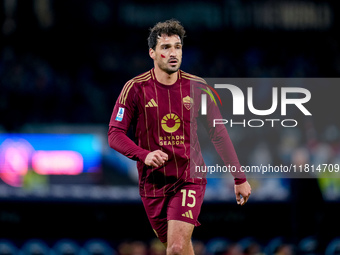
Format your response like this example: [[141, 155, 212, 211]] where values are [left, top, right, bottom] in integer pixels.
[[108, 68, 245, 197]]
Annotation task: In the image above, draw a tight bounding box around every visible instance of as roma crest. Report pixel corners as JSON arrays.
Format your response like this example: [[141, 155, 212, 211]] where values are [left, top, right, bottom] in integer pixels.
[[183, 96, 193, 110]]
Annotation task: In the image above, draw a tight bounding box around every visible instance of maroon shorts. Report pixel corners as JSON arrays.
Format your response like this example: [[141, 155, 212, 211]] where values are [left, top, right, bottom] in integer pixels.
[[141, 182, 206, 243]]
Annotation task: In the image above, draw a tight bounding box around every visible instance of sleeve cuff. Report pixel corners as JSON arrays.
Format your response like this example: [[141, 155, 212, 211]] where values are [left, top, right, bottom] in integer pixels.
[[234, 178, 247, 185], [137, 149, 150, 163]]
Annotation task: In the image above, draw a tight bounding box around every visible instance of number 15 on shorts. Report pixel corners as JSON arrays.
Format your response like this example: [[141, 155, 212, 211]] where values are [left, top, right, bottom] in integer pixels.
[[180, 189, 196, 208]]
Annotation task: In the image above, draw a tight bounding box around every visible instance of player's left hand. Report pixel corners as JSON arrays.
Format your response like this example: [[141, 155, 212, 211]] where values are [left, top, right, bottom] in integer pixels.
[[234, 181, 251, 206]]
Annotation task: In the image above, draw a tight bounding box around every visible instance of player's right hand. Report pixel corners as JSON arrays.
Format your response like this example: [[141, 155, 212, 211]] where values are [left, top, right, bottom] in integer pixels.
[[145, 150, 168, 167]]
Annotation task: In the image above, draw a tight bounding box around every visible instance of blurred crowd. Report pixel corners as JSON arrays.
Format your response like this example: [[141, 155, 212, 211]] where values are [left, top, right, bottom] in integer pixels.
[[115, 238, 294, 255], [1, 0, 340, 206], [1, 1, 340, 254], [1, 0, 340, 201], [2, 236, 340, 255], [1, 0, 340, 132]]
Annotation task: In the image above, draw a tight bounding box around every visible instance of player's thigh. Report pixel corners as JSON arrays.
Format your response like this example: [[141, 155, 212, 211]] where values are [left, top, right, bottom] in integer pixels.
[[167, 219, 194, 245]]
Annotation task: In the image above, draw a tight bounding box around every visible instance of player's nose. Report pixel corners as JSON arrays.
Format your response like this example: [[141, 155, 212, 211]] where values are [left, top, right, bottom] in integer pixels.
[[169, 47, 177, 57]]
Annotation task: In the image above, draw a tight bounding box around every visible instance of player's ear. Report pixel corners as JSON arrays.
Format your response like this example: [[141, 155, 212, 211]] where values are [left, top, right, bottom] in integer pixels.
[[149, 48, 155, 60]]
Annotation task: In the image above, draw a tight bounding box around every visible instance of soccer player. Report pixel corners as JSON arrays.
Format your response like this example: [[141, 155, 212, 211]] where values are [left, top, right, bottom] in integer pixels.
[[108, 19, 251, 255]]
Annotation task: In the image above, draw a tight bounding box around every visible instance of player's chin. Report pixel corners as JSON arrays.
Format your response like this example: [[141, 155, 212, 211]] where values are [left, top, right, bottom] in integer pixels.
[[163, 69, 178, 75], [166, 65, 180, 74]]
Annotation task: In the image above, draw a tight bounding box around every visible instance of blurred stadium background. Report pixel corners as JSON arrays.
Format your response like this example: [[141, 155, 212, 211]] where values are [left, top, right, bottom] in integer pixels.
[[1, 0, 340, 254]]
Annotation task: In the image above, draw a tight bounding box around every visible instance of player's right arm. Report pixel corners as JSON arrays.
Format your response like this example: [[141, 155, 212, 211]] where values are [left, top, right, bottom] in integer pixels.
[[144, 150, 168, 167], [108, 127, 167, 167], [108, 80, 168, 167], [108, 126, 149, 162]]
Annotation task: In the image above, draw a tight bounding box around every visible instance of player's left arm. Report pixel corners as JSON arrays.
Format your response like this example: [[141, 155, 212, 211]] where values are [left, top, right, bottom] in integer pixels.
[[203, 89, 246, 182], [203, 88, 251, 204]]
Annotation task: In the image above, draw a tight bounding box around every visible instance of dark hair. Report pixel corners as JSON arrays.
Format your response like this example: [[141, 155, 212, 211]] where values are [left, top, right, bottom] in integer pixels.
[[147, 19, 186, 50]]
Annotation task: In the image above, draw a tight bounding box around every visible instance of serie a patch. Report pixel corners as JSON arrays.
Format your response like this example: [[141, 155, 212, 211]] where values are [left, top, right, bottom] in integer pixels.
[[115, 107, 125, 121]]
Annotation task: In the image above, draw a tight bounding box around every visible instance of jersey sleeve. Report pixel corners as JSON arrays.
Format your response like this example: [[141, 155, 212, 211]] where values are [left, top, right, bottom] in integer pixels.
[[108, 80, 150, 162], [109, 79, 136, 131], [204, 88, 247, 185]]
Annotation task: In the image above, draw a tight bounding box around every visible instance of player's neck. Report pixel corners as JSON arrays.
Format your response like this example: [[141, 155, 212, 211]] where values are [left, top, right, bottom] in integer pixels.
[[154, 66, 178, 85]]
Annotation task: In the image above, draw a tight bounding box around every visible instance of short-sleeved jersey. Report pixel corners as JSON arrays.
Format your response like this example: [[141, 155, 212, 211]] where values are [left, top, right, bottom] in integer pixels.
[[109, 68, 244, 197]]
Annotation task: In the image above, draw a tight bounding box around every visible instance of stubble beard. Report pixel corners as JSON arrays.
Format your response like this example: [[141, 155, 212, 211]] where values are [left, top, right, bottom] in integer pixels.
[[158, 59, 182, 75]]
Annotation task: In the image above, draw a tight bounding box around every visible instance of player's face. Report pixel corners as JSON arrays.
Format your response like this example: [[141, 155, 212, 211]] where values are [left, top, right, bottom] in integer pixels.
[[152, 34, 182, 74]]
